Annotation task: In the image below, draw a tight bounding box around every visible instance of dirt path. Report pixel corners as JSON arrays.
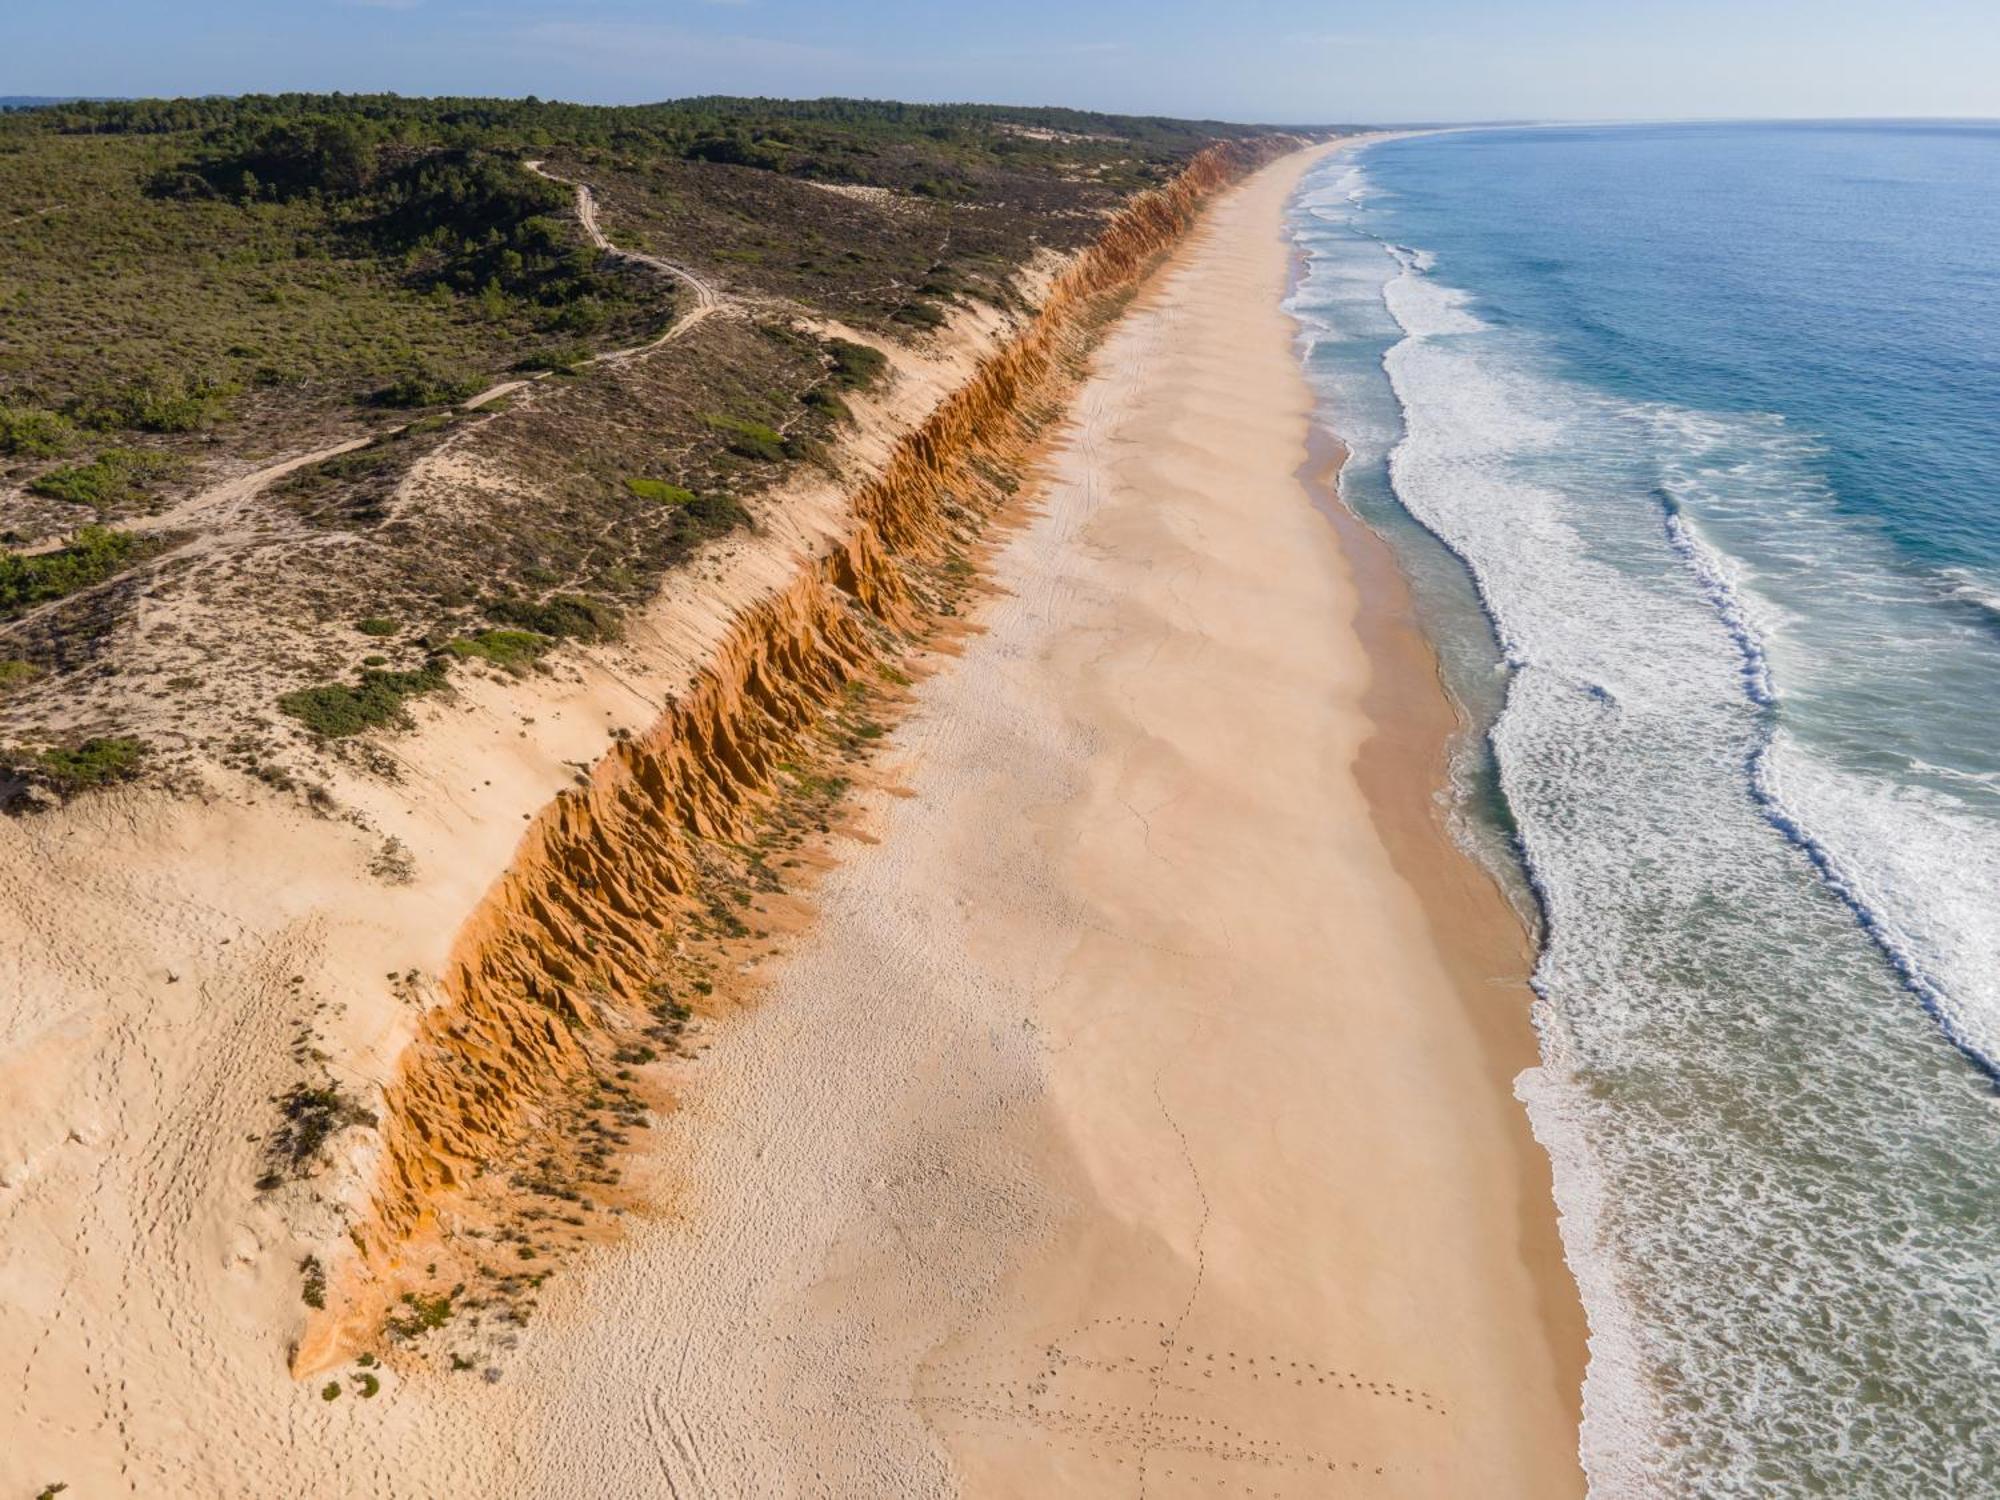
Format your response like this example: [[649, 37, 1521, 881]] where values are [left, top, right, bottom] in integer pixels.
[[525, 160, 723, 316], [523, 160, 726, 364], [148, 160, 725, 533]]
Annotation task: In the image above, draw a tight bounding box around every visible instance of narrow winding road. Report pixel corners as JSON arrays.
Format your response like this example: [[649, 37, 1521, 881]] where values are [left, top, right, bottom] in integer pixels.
[[525, 160, 724, 361]]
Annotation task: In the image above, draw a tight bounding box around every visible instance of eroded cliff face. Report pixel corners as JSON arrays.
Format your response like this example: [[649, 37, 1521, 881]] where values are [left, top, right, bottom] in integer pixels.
[[310, 138, 1290, 1362]]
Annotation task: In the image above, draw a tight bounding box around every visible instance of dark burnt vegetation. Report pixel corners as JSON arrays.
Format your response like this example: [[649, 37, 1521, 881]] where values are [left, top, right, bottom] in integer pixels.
[[258, 1081, 377, 1188]]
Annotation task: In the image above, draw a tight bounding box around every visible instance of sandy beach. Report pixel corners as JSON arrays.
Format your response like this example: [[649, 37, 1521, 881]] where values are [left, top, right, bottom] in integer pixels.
[[494, 140, 1585, 1496], [0, 139, 1584, 1497]]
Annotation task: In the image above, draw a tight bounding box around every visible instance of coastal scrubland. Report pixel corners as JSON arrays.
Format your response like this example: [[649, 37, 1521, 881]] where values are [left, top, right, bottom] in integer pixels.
[[0, 93, 1265, 803]]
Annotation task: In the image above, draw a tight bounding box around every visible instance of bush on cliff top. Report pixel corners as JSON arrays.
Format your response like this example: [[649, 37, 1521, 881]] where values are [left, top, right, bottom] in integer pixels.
[[486, 592, 622, 642], [824, 338, 887, 392], [446, 628, 548, 670], [278, 661, 448, 737], [704, 414, 787, 463]]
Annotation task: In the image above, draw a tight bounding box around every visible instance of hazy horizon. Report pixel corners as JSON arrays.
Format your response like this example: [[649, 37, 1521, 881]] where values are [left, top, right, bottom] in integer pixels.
[[7, 0, 1998, 125]]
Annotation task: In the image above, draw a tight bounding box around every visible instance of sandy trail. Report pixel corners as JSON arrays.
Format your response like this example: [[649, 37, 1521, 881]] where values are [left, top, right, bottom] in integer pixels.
[[524, 160, 726, 347], [494, 141, 1584, 1496], [1, 202, 66, 227]]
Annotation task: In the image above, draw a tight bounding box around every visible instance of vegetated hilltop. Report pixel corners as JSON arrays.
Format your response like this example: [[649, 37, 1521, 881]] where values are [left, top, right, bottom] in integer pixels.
[[0, 93, 1277, 804]]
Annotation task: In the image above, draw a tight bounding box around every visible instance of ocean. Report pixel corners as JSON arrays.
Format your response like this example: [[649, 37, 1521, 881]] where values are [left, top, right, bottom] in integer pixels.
[[1288, 122, 2000, 1494]]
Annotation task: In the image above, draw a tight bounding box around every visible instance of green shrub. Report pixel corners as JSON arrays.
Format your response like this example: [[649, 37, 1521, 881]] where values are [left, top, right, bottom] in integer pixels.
[[356, 617, 398, 636], [801, 387, 851, 423], [355, 1372, 380, 1398], [825, 338, 887, 392], [277, 661, 447, 737], [623, 477, 697, 506], [369, 367, 482, 409], [446, 629, 548, 669], [69, 370, 234, 433], [892, 299, 947, 331], [268, 1083, 377, 1175], [0, 526, 143, 617], [321, 1382, 341, 1402], [680, 492, 748, 538], [705, 414, 786, 463], [3, 736, 148, 796], [300, 1255, 327, 1310], [387, 1288, 459, 1339], [486, 593, 620, 641], [26, 449, 183, 510], [514, 343, 592, 374], [0, 659, 42, 691], [781, 432, 829, 466], [0, 406, 74, 458]]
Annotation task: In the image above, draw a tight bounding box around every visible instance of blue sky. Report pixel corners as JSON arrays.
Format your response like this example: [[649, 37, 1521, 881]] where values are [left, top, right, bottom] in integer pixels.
[[7, 0, 1998, 123]]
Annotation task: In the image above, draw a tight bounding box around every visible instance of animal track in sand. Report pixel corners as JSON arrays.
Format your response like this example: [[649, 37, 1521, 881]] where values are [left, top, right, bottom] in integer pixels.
[[915, 1313, 1448, 1493]]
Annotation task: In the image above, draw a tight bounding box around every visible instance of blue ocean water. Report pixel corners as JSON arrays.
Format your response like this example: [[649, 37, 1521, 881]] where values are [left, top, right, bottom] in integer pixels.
[[1289, 123, 2000, 1494]]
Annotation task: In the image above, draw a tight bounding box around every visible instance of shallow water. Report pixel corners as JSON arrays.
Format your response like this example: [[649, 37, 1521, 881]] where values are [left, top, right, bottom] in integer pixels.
[[1289, 123, 2000, 1495]]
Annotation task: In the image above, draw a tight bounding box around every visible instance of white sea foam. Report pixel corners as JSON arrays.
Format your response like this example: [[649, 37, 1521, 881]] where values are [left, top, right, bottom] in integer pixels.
[[1382, 255, 1487, 337], [1660, 507, 1777, 706], [1636, 404, 2000, 1078], [1383, 321, 1768, 1490], [1758, 739, 2000, 1071], [1295, 148, 2000, 1490]]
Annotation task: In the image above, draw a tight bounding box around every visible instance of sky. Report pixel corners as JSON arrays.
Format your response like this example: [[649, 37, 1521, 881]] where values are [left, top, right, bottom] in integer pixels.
[[7, 0, 2000, 124]]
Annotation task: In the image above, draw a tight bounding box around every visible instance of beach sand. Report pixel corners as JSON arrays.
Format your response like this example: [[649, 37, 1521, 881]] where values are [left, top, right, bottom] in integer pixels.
[[0, 140, 1584, 1497], [498, 141, 1586, 1496]]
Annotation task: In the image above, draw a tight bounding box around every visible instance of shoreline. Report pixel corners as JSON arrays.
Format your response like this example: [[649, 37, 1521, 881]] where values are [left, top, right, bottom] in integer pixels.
[[1285, 185, 1584, 1420], [1296, 368, 1589, 1446], [1283, 150, 1583, 1422], [497, 138, 1586, 1495]]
